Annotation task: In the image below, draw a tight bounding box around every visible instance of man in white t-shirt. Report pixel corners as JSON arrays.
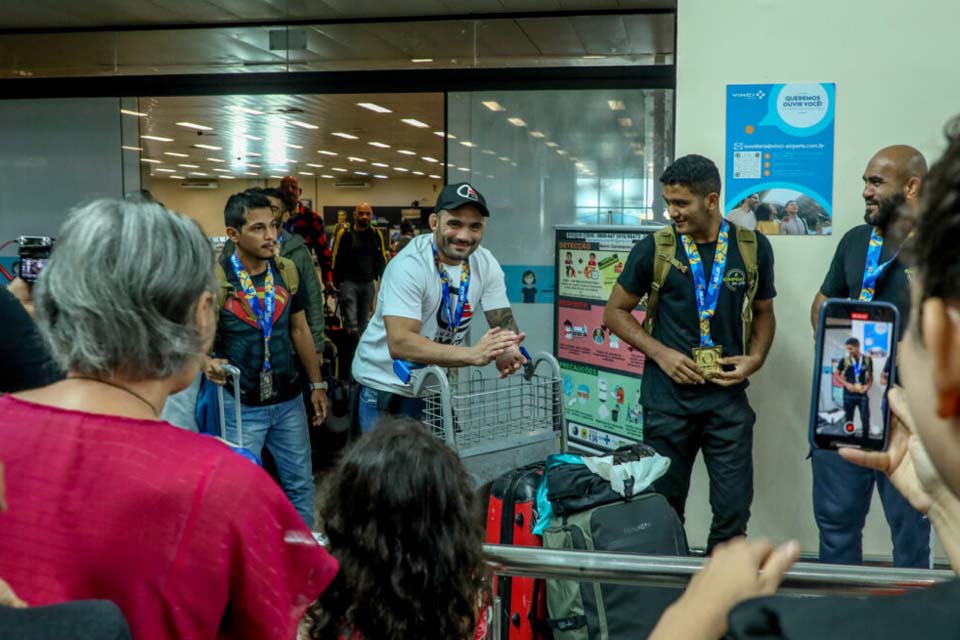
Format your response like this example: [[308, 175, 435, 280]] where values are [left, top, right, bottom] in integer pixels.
[[352, 182, 527, 431]]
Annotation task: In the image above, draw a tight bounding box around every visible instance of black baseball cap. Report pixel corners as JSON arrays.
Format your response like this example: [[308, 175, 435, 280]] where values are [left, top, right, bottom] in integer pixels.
[[435, 182, 490, 217]]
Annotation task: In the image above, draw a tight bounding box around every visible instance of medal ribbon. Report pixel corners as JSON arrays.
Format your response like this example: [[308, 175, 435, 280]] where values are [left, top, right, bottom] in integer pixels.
[[859, 227, 901, 301], [681, 220, 730, 348], [229, 251, 275, 372], [431, 241, 471, 336]]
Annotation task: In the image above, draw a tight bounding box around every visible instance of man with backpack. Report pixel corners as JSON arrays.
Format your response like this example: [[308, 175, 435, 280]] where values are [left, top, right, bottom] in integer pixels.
[[603, 154, 777, 553], [835, 337, 874, 434], [331, 201, 388, 336], [205, 190, 329, 528]]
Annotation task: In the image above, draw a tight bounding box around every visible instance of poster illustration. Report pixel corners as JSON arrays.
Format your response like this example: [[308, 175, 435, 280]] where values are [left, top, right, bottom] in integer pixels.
[[725, 82, 836, 236], [501, 264, 555, 305]]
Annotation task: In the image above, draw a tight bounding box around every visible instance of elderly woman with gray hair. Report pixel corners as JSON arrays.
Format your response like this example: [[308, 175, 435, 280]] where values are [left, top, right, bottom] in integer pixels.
[[0, 198, 337, 640]]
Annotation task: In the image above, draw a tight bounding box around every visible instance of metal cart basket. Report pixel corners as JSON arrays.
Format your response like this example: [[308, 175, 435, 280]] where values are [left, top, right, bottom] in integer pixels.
[[410, 351, 567, 485]]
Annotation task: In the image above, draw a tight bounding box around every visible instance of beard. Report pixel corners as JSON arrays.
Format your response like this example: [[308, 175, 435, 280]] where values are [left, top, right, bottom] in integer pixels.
[[435, 231, 477, 262], [864, 191, 906, 228], [355, 220, 369, 229]]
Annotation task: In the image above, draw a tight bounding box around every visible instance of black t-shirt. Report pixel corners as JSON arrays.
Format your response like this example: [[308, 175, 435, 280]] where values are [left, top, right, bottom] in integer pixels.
[[214, 257, 307, 406], [618, 224, 776, 413], [836, 354, 872, 397], [0, 287, 62, 392], [333, 228, 386, 284], [728, 578, 960, 639], [820, 224, 911, 332]]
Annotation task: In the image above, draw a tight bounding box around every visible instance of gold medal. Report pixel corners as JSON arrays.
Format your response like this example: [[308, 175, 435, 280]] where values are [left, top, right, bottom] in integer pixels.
[[692, 345, 723, 378]]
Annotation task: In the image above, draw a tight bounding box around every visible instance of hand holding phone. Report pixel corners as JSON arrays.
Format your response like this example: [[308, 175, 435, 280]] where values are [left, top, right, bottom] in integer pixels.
[[810, 299, 899, 452], [16, 236, 53, 283]]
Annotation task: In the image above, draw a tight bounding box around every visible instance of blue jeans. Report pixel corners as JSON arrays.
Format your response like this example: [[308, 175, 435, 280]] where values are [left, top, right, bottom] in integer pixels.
[[221, 391, 315, 528], [357, 385, 424, 433], [812, 448, 931, 568]]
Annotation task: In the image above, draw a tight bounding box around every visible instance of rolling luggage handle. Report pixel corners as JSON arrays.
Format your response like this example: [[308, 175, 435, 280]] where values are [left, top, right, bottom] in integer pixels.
[[216, 363, 245, 448]]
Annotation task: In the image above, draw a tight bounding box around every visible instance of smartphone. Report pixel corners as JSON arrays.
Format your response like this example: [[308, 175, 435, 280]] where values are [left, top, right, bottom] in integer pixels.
[[810, 299, 899, 451], [17, 235, 53, 283]]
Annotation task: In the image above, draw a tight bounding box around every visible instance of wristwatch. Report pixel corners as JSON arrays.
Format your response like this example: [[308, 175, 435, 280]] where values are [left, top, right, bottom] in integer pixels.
[[309, 381, 328, 392]]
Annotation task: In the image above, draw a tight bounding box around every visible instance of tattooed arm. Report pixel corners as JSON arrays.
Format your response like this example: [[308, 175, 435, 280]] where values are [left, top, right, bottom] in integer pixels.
[[485, 307, 521, 333], [484, 307, 527, 377]]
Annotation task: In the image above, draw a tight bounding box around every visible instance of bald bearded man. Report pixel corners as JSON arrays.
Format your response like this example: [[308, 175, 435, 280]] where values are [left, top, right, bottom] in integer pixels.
[[810, 145, 931, 568], [332, 202, 387, 335]]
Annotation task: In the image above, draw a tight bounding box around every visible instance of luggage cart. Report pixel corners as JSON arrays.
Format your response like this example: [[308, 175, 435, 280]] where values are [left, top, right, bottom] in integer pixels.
[[409, 351, 567, 485]]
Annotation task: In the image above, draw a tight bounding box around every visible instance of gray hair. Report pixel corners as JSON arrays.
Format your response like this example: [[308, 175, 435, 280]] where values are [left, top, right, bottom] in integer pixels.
[[34, 198, 217, 381]]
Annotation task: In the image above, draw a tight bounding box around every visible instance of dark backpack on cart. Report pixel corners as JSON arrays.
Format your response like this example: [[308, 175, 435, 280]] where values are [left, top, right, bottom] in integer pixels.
[[485, 462, 554, 640], [542, 444, 688, 640]]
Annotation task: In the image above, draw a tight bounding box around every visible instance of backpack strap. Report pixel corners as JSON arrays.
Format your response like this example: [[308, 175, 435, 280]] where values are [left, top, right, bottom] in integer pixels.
[[736, 225, 760, 352], [330, 226, 347, 270], [376, 227, 389, 263], [275, 256, 299, 295], [214, 262, 232, 312], [641, 226, 686, 337]]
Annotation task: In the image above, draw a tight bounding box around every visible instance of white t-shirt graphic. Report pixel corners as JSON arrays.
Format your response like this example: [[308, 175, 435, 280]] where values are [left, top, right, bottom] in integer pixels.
[[352, 234, 511, 396]]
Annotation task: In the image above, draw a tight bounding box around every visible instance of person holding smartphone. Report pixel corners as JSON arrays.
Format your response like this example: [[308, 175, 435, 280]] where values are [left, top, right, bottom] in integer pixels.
[[809, 145, 931, 568], [0, 282, 61, 393], [649, 115, 960, 640]]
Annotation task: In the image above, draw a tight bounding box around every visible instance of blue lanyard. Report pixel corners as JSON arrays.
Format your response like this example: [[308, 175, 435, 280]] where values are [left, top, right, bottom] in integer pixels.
[[229, 252, 276, 372], [851, 357, 863, 379], [859, 227, 900, 301], [431, 241, 471, 335], [681, 220, 730, 348]]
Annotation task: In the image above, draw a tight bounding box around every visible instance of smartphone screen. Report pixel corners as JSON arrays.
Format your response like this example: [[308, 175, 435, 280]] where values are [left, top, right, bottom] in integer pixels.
[[16, 236, 53, 283], [18, 257, 48, 282], [810, 299, 899, 451]]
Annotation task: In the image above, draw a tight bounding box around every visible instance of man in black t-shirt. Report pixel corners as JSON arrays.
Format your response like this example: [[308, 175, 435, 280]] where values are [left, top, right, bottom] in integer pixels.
[[331, 202, 387, 335], [834, 337, 873, 433], [809, 145, 930, 569], [604, 155, 777, 553]]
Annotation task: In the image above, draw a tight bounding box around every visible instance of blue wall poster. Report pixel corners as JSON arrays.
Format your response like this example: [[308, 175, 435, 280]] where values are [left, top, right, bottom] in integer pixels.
[[501, 264, 556, 305], [725, 82, 836, 236]]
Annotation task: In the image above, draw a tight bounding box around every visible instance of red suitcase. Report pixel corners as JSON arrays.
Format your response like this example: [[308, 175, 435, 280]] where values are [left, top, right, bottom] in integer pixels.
[[486, 463, 552, 640]]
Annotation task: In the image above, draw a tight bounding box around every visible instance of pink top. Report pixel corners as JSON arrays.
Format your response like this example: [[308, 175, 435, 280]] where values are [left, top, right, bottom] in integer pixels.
[[0, 395, 338, 640]]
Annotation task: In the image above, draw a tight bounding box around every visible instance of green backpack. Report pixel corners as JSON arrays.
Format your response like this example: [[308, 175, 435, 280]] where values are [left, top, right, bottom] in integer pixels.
[[641, 225, 760, 350]]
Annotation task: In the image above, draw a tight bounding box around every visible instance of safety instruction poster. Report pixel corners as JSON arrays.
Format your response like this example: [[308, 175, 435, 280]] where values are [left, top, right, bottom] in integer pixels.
[[554, 226, 656, 451], [725, 82, 836, 235]]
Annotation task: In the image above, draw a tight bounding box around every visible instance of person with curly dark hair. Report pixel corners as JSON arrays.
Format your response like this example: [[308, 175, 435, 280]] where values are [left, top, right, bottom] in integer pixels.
[[307, 418, 487, 640]]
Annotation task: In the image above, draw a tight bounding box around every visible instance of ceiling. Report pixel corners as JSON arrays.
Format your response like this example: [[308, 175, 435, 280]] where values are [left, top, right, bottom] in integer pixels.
[[0, 10, 674, 78], [134, 83, 672, 184], [0, 1, 676, 30], [135, 92, 446, 182]]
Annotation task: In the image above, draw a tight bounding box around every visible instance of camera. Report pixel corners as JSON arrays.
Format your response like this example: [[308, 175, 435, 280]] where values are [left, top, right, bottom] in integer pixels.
[[17, 235, 54, 283]]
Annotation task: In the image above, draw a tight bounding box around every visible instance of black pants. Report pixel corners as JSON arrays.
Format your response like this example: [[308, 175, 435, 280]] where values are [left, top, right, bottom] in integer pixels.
[[642, 393, 755, 554], [843, 394, 870, 432]]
